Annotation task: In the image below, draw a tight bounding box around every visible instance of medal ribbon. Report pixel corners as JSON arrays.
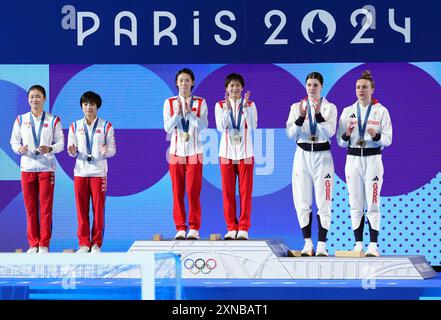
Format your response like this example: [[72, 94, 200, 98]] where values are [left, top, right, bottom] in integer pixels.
[[84, 118, 99, 156], [229, 99, 244, 131], [357, 101, 373, 141], [306, 98, 322, 136], [180, 96, 193, 133], [30, 111, 46, 149]]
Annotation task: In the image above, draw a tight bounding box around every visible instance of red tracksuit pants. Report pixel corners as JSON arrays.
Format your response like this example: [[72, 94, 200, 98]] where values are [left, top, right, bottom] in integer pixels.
[[74, 176, 106, 248], [21, 171, 55, 248], [169, 154, 203, 231], [220, 157, 254, 232]]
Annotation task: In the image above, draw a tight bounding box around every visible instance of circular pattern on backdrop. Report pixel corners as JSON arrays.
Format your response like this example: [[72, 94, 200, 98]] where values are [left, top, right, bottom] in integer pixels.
[[52, 65, 174, 196], [327, 63, 441, 196], [195, 64, 305, 196], [194, 64, 305, 129], [0, 81, 30, 165]]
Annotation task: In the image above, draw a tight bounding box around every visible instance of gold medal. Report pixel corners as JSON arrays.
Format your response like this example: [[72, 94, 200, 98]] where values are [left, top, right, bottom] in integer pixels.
[[182, 132, 190, 142], [309, 135, 318, 143]]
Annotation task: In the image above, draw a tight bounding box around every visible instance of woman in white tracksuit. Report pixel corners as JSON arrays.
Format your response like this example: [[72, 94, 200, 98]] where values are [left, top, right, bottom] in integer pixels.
[[337, 70, 392, 257], [286, 72, 337, 256]]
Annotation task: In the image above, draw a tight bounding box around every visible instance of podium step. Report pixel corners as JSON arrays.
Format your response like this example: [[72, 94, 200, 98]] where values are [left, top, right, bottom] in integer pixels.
[[127, 240, 437, 280]]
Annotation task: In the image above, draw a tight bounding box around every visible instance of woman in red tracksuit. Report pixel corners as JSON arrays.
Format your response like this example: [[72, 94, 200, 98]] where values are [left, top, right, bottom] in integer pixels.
[[163, 68, 208, 240], [67, 91, 116, 253], [10, 85, 64, 253], [215, 73, 258, 240]]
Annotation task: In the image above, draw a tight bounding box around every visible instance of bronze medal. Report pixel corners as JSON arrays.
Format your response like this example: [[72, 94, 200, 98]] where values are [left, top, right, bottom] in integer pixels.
[[357, 139, 366, 148]]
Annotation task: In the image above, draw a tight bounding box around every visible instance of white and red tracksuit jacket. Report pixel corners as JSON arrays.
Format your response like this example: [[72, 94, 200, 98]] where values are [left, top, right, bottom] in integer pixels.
[[215, 98, 258, 160], [10, 111, 64, 171], [67, 117, 116, 177], [163, 95, 208, 157], [337, 100, 392, 149]]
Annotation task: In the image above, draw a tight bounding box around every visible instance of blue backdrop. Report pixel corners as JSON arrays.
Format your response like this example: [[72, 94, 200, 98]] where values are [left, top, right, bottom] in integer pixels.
[[0, 1, 439, 265]]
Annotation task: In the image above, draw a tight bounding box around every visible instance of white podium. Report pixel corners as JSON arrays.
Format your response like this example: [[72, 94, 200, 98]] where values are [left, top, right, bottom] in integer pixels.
[[126, 239, 437, 280]]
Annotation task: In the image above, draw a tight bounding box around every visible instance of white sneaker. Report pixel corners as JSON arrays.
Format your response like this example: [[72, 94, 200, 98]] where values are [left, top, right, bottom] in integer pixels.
[[316, 241, 328, 257], [174, 230, 186, 240], [90, 244, 101, 253], [237, 230, 249, 240], [186, 229, 200, 240], [301, 239, 314, 257], [38, 246, 49, 254], [366, 243, 380, 257], [353, 241, 364, 252], [76, 246, 90, 254], [224, 230, 238, 240], [26, 247, 38, 254]]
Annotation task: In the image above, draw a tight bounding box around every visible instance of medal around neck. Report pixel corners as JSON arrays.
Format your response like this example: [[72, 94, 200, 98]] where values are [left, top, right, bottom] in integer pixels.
[[230, 100, 244, 146], [84, 120, 98, 163], [307, 98, 320, 142], [30, 111, 45, 157], [356, 102, 372, 149], [232, 129, 242, 145]]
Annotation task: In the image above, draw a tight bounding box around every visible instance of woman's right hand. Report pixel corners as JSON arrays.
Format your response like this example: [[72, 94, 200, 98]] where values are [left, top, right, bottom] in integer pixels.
[[346, 122, 355, 136], [18, 145, 28, 154], [225, 92, 232, 110], [174, 100, 182, 116], [299, 100, 307, 117]]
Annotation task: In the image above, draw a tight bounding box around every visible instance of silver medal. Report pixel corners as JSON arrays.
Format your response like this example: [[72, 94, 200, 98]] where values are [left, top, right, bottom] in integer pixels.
[[233, 135, 242, 145]]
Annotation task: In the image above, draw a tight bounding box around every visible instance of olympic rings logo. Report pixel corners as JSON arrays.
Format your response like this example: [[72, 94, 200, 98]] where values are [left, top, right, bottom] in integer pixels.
[[183, 258, 217, 274]]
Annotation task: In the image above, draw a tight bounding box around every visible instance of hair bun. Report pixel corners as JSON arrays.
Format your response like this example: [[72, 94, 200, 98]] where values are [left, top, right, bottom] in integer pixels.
[[362, 70, 372, 78]]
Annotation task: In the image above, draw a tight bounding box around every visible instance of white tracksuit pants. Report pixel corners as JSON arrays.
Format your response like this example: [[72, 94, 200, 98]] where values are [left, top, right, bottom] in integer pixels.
[[345, 154, 383, 233], [292, 149, 334, 238]]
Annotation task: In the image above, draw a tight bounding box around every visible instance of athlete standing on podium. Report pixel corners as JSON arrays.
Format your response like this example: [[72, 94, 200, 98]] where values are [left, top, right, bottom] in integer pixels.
[[337, 70, 392, 257], [163, 68, 208, 240], [10, 85, 64, 254], [215, 73, 258, 240], [68, 91, 116, 254], [286, 72, 337, 256]]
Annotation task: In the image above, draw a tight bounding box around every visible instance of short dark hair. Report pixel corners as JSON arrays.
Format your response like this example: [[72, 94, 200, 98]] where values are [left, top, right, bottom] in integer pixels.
[[80, 91, 102, 108], [28, 85, 46, 98], [225, 73, 245, 88], [305, 72, 324, 86], [175, 68, 195, 90], [357, 70, 375, 89]]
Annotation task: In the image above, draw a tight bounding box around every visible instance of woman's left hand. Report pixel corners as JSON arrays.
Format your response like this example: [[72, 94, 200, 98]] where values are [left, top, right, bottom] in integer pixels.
[[244, 91, 251, 106], [313, 99, 321, 114], [367, 128, 377, 138], [38, 145, 52, 154], [185, 97, 192, 113]]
